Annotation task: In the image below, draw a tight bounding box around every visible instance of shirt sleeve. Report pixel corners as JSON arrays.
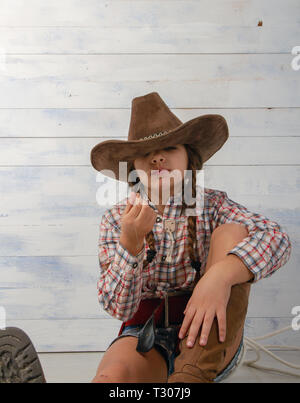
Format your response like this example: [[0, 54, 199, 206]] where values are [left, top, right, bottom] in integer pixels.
[[213, 191, 292, 283], [97, 213, 146, 321]]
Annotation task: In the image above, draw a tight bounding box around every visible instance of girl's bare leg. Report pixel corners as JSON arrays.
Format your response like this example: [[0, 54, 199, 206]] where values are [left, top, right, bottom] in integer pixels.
[[91, 335, 168, 383]]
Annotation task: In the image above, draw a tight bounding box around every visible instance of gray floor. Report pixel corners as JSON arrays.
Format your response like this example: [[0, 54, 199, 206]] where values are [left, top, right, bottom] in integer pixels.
[[38, 350, 300, 383]]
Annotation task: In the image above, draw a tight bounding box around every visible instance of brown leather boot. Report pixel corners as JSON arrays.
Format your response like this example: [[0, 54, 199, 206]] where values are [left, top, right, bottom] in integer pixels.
[[167, 283, 249, 383]]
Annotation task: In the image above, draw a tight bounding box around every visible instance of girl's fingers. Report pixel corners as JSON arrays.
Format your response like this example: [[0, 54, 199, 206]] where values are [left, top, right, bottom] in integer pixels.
[[124, 192, 137, 212], [129, 192, 137, 204], [136, 201, 157, 221], [178, 306, 196, 340], [131, 194, 156, 220], [183, 300, 191, 315], [124, 192, 135, 213], [217, 309, 227, 343], [185, 310, 205, 348], [127, 194, 143, 217], [199, 312, 215, 346]]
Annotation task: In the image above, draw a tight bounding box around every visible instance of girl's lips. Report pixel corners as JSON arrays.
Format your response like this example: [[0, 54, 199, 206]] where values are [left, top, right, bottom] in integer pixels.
[[151, 169, 170, 176]]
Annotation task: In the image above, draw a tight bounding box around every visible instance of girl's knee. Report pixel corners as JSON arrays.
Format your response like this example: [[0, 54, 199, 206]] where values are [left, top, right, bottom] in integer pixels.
[[92, 362, 132, 383], [212, 223, 248, 242]]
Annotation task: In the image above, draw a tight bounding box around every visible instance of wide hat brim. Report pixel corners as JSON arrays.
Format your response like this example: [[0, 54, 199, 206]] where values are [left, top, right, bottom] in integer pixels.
[[90, 114, 228, 182]]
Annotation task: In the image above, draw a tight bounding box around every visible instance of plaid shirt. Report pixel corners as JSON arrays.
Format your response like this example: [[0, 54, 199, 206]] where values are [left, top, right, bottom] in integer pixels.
[[97, 185, 292, 321]]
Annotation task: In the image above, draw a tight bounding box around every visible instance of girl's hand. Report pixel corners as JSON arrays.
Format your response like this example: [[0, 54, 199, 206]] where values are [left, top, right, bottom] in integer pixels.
[[120, 192, 157, 250], [178, 263, 232, 347]]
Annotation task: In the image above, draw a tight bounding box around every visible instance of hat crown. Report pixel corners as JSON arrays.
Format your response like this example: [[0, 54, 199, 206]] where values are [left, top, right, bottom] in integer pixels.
[[128, 92, 182, 141]]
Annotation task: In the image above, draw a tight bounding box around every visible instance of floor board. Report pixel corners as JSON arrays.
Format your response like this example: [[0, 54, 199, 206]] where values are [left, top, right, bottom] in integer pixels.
[[38, 350, 300, 383]]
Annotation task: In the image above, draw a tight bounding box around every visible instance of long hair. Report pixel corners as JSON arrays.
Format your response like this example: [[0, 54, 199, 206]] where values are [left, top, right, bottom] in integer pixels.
[[126, 144, 203, 273]]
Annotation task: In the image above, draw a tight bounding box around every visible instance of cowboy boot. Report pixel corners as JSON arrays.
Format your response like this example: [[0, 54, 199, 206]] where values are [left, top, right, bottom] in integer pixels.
[[167, 282, 249, 383]]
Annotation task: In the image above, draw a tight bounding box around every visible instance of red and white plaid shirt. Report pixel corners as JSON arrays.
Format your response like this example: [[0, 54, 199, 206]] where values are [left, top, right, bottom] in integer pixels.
[[97, 186, 292, 321]]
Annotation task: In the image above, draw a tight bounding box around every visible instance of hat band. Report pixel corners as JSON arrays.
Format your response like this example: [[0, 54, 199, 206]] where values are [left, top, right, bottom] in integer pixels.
[[141, 129, 172, 141]]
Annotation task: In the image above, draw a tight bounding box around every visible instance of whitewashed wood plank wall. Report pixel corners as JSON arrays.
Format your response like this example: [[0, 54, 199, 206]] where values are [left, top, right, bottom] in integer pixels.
[[0, 0, 299, 352]]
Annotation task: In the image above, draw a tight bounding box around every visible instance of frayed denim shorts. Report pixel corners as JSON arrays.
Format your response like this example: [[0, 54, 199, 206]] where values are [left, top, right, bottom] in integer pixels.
[[107, 324, 244, 383]]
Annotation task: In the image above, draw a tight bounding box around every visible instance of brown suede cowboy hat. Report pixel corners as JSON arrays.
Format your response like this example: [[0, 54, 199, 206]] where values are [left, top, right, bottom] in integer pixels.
[[90, 92, 229, 182]]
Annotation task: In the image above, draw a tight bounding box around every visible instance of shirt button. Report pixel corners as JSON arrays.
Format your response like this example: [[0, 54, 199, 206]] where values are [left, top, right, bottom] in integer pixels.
[[156, 217, 162, 223], [132, 262, 138, 268]]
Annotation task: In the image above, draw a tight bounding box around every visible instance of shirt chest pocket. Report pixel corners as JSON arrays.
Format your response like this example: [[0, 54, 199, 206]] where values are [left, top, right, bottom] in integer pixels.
[[158, 220, 188, 265]]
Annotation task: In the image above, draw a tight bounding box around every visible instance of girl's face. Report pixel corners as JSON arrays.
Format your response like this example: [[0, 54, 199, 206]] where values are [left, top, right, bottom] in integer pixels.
[[133, 144, 188, 200]]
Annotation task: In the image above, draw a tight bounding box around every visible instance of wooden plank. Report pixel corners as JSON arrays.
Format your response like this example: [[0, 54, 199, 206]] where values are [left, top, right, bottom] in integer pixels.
[[1, 283, 103, 320], [0, 25, 299, 54], [0, 0, 298, 28], [0, 54, 299, 108], [5, 317, 299, 352], [38, 350, 300, 382], [4, 318, 122, 352], [0, 225, 100, 255], [0, 166, 298, 226], [0, 0, 297, 355], [0, 243, 298, 320], [0, 165, 297, 321], [0, 166, 299, 226], [0, 136, 299, 166], [4, 245, 296, 294], [0, 108, 299, 138], [0, 216, 297, 320]]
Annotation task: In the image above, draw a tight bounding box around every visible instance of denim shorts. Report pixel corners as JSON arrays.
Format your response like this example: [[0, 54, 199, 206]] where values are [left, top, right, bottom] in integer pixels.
[[107, 324, 244, 383]]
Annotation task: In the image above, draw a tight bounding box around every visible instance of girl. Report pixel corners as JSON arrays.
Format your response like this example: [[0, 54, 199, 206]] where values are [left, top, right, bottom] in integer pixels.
[[89, 92, 291, 383], [0, 92, 291, 383], [0, 92, 292, 383]]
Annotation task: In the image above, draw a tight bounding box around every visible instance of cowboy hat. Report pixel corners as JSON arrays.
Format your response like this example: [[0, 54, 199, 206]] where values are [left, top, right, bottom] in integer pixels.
[[90, 92, 229, 182]]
